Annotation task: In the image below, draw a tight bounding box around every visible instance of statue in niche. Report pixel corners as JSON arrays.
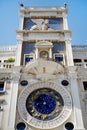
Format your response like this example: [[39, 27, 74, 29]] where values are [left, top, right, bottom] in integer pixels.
[[40, 51, 49, 60]]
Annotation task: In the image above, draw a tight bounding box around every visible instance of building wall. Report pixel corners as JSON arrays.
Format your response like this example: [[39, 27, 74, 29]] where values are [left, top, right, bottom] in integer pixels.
[[0, 6, 87, 130], [72, 45, 87, 129]]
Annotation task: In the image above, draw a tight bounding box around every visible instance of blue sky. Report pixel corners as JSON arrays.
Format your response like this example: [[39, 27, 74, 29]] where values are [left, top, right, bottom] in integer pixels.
[[0, 0, 87, 46]]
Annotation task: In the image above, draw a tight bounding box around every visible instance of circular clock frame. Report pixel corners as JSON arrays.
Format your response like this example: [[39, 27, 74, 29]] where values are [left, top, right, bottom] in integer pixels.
[[18, 82, 72, 129]]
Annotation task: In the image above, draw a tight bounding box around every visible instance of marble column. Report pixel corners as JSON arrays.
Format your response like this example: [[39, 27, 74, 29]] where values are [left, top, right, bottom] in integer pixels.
[[65, 39, 74, 66], [35, 48, 39, 59], [49, 48, 52, 59], [69, 69, 85, 130], [15, 40, 22, 66], [63, 14, 69, 30]]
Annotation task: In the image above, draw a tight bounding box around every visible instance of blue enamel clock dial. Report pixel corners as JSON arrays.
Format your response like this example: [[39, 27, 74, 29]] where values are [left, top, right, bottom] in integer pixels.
[[34, 94, 56, 114], [26, 88, 64, 121]]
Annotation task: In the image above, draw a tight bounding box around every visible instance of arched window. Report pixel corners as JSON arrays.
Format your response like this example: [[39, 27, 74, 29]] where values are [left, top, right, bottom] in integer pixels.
[[73, 59, 82, 63]]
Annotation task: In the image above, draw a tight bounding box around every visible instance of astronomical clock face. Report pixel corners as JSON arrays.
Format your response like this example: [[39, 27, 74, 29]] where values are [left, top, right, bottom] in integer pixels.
[[18, 82, 72, 129], [26, 88, 64, 121]]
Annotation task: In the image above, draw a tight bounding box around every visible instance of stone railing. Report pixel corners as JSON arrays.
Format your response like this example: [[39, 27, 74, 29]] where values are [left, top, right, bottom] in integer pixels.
[[0, 46, 17, 52], [72, 45, 87, 51], [74, 63, 83, 68], [74, 62, 87, 68], [0, 62, 15, 69]]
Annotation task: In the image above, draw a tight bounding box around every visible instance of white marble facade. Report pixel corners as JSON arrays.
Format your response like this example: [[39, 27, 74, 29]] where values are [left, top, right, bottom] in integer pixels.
[[0, 5, 87, 130]]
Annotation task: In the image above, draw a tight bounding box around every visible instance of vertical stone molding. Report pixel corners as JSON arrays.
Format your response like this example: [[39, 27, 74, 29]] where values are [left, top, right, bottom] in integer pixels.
[[63, 13, 68, 30], [0, 111, 3, 129], [35, 48, 39, 59], [69, 72, 85, 130], [8, 69, 20, 129], [65, 39, 74, 66], [15, 40, 22, 66], [49, 48, 52, 59], [19, 10, 24, 30]]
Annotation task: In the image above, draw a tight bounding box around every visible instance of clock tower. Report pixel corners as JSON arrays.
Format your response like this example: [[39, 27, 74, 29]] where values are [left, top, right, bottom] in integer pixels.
[[7, 5, 85, 130]]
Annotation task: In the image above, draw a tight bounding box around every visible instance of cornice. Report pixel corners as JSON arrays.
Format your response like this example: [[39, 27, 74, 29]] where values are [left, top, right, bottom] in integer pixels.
[[16, 30, 71, 34], [19, 6, 67, 13]]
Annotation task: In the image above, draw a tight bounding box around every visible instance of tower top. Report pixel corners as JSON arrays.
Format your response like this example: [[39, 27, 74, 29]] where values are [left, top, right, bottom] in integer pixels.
[[19, 6, 68, 16]]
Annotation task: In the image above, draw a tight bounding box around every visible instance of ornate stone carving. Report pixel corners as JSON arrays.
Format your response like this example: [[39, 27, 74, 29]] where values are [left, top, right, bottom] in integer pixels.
[[23, 59, 64, 77]]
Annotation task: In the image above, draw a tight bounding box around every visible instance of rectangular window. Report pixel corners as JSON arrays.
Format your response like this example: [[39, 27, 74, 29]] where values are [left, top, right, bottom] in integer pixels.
[[55, 56, 63, 62], [84, 59, 87, 62], [83, 81, 87, 90], [0, 81, 5, 93], [73, 59, 82, 63], [54, 53, 64, 63], [21, 42, 35, 65], [24, 54, 33, 65], [25, 56, 33, 62]]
